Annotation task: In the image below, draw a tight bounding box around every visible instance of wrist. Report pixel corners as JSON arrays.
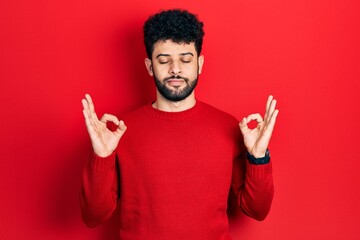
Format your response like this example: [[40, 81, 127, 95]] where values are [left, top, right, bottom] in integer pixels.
[[251, 150, 266, 158], [94, 149, 113, 158]]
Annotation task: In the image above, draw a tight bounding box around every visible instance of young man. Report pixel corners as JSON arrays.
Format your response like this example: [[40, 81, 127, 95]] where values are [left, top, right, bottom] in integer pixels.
[[80, 9, 279, 240]]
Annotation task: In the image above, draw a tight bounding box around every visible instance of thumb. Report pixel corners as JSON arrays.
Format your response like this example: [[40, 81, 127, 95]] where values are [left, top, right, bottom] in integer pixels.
[[239, 117, 250, 135]]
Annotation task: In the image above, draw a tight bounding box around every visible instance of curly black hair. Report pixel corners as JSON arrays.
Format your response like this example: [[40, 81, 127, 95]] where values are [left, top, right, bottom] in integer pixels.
[[143, 9, 204, 58]]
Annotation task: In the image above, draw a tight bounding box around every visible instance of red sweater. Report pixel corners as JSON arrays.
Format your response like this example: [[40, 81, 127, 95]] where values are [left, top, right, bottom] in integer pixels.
[[80, 101, 274, 240]]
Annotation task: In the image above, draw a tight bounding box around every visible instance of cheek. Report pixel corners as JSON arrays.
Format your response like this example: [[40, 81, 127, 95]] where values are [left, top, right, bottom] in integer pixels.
[[187, 65, 199, 76], [153, 67, 167, 79]]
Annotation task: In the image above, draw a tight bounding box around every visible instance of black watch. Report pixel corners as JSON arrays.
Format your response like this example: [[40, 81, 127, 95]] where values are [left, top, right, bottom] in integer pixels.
[[247, 149, 270, 165]]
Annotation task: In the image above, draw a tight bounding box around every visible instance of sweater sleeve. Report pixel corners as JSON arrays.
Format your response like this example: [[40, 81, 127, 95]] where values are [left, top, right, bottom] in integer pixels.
[[80, 151, 119, 228], [230, 140, 274, 221]]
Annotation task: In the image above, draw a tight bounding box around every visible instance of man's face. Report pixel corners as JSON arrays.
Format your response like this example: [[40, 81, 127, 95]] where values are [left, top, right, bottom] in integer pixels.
[[145, 40, 204, 102]]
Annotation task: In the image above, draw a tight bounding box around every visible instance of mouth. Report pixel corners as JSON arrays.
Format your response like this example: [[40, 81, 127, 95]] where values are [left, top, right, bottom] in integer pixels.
[[165, 78, 185, 87]]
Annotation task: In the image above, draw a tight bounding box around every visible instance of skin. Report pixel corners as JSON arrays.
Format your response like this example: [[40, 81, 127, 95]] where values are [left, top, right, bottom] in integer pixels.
[[82, 40, 279, 158], [145, 40, 204, 112]]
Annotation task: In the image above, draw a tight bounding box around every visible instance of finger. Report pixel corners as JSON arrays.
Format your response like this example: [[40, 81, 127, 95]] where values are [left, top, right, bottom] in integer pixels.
[[246, 113, 264, 124], [262, 109, 279, 139], [265, 99, 277, 123], [82, 107, 90, 119], [82, 98, 93, 118], [116, 120, 127, 135], [81, 98, 88, 109], [239, 117, 250, 135], [264, 95, 273, 120], [82, 99, 89, 115], [85, 94, 99, 121], [83, 109, 98, 136], [82, 101, 95, 128], [100, 113, 120, 125], [268, 109, 279, 130]]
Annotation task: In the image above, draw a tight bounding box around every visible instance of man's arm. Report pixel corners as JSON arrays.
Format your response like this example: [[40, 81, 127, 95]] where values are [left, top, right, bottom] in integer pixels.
[[79, 94, 126, 228], [80, 152, 119, 228], [231, 150, 274, 221], [231, 95, 278, 220]]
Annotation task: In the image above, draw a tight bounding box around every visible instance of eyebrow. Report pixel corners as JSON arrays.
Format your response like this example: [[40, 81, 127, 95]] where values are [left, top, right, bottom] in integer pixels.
[[155, 52, 194, 59]]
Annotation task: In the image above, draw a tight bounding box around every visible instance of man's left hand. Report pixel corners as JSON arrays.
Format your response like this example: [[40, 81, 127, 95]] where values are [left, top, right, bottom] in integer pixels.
[[239, 95, 279, 158]]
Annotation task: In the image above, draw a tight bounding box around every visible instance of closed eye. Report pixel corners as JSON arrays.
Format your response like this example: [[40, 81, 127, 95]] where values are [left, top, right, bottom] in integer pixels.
[[181, 60, 191, 63]]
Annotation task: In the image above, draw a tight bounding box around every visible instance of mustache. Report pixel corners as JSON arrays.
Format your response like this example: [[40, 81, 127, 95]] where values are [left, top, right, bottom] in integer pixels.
[[164, 75, 189, 82]]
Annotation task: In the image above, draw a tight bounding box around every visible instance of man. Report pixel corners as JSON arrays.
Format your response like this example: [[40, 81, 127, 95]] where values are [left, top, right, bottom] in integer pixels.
[[80, 9, 279, 240]]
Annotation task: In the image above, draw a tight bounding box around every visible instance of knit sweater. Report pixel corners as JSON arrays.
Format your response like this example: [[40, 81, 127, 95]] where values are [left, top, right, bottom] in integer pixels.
[[80, 101, 274, 240]]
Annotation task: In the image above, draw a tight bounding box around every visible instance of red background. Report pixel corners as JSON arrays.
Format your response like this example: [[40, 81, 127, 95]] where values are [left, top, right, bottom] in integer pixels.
[[1, 0, 360, 239]]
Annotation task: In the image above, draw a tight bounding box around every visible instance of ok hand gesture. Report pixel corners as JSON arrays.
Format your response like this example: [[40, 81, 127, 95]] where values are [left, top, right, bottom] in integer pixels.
[[82, 94, 127, 157], [239, 95, 279, 158]]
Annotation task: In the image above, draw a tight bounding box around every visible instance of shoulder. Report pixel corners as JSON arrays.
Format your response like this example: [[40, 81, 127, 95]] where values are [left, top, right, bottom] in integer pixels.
[[196, 101, 241, 139], [197, 101, 243, 146], [120, 104, 149, 122], [197, 101, 238, 125]]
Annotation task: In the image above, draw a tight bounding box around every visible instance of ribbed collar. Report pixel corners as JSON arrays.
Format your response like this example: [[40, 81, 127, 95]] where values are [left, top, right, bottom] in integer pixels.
[[143, 100, 202, 120]]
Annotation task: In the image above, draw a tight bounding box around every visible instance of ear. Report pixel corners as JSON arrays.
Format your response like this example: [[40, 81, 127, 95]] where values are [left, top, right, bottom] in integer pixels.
[[198, 55, 204, 74], [145, 58, 153, 76]]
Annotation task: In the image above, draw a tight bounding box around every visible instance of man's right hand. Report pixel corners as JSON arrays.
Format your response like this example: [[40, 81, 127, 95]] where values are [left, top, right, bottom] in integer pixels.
[[81, 94, 127, 157]]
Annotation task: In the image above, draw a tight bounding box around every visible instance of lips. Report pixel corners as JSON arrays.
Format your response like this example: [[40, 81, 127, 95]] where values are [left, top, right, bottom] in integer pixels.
[[166, 79, 185, 86]]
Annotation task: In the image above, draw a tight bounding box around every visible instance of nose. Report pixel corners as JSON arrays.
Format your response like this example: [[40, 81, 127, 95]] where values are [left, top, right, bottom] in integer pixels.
[[169, 61, 181, 75]]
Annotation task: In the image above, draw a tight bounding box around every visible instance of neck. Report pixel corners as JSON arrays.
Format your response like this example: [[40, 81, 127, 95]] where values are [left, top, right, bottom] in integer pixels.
[[152, 92, 196, 112]]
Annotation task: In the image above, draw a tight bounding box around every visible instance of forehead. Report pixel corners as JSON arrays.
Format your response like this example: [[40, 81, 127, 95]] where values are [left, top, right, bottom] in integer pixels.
[[152, 40, 197, 58]]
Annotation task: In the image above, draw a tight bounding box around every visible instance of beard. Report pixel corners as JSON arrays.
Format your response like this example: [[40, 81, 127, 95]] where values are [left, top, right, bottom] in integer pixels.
[[154, 75, 198, 102]]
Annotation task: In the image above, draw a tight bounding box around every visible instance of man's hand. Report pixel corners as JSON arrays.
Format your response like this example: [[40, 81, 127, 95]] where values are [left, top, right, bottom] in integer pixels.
[[82, 94, 127, 157], [239, 95, 279, 158]]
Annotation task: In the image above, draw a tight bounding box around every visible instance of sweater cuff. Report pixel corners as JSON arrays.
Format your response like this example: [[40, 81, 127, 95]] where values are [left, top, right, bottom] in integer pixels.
[[246, 161, 273, 180], [88, 151, 116, 172]]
